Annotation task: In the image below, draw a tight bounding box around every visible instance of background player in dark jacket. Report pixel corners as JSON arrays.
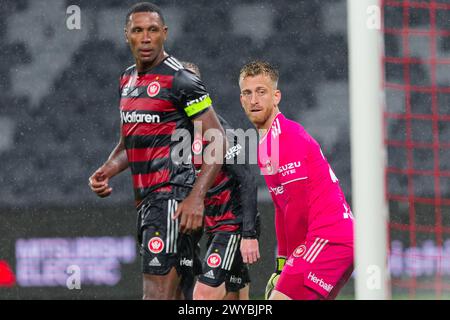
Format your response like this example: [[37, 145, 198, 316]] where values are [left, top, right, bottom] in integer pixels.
[[181, 62, 260, 300], [88, 2, 226, 300]]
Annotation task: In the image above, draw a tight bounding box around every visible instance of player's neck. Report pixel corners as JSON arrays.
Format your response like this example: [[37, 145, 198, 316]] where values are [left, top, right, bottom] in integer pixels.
[[136, 51, 168, 73], [258, 109, 281, 138]]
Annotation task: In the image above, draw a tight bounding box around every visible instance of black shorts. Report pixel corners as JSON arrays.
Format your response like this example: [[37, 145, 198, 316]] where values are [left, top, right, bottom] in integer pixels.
[[198, 232, 250, 292], [137, 197, 202, 279], [179, 231, 203, 300], [225, 259, 250, 292]]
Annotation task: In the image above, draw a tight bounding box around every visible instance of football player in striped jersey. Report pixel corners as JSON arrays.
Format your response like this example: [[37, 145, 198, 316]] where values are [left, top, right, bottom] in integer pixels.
[[89, 2, 226, 300]]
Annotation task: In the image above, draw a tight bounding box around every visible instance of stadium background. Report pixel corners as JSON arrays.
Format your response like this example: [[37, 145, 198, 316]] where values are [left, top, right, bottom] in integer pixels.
[[0, 0, 448, 299]]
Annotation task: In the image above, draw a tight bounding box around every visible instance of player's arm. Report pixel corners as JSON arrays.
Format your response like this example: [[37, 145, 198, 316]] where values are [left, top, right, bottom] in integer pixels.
[[277, 127, 309, 241], [264, 181, 308, 299], [89, 125, 129, 198], [175, 109, 226, 233], [89, 74, 130, 198], [172, 70, 227, 233], [225, 151, 260, 264]]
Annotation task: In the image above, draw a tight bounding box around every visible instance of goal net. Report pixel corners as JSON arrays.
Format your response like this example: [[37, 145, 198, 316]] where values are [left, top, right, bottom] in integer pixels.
[[383, 0, 450, 299]]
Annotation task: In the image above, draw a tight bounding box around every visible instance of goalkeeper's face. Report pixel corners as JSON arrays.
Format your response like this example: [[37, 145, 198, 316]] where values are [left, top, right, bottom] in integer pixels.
[[239, 74, 281, 130]]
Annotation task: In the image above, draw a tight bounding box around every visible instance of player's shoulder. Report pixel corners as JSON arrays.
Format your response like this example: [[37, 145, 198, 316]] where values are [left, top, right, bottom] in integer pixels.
[[276, 114, 303, 134], [218, 115, 233, 131], [161, 55, 185, 73], [278, 114, 313, 142], [119, 64, 136, 89], [124, 64, 136, 73], [172, 70, 206, 93], [160, 55, 194, 83], [121, 64, 136, 77]]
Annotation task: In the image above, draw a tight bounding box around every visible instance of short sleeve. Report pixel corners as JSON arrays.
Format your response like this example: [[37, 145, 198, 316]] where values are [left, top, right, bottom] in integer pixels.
[[172, 69, 213, 119]]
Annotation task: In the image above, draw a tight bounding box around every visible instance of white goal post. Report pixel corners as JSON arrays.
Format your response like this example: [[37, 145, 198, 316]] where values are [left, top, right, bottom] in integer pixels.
[[347, 0, 390, 299]]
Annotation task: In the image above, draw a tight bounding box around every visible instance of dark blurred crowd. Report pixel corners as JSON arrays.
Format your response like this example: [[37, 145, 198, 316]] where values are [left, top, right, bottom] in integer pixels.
[[2, 0, 447, 207]]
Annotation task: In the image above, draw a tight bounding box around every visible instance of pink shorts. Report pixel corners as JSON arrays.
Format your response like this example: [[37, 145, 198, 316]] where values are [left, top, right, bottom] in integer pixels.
[[275, 237, 354, 300]]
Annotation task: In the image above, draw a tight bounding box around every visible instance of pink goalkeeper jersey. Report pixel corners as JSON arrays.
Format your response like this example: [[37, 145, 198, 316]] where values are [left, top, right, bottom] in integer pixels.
[[258, 113, 354, 258]]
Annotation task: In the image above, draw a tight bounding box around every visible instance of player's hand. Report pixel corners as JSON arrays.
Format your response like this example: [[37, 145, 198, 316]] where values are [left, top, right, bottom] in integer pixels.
[[88, 170, 112, 198], [265, 273, 280, 300], [240, 238, 260, 264], [172, 194, 204, 233], [264, 256, 286, 300]]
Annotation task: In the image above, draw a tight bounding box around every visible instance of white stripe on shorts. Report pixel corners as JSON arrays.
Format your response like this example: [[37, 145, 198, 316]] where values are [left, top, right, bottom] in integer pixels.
[[166, 200, 171, 253], [229, 235, 241, 270], [166, 199, 178, 253], [223, 234, 240, 271], [221, 235, 235, 270], [173, 200, 178, 253]]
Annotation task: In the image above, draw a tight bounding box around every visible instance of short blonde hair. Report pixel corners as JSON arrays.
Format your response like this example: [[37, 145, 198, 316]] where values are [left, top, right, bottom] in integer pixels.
[[239, 60, 279, 88]]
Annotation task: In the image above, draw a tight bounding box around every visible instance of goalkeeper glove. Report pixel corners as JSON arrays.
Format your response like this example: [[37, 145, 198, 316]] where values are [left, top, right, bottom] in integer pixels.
[[264, 256, 286, 300]]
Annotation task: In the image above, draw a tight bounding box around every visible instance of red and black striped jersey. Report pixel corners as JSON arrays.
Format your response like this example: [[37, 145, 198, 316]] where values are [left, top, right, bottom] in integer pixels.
[[119, 56, 212, 205], [194, 116, 259, 237]]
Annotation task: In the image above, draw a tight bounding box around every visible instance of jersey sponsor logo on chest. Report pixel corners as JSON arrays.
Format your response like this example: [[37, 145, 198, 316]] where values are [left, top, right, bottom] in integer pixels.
[[278, 161, 301, 176], [121, 111, 161, 124], [269, 185, 284, 196]]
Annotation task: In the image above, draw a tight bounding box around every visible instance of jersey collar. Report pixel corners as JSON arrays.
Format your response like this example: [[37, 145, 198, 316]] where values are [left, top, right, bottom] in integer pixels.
[[259, 112, 282, 144]]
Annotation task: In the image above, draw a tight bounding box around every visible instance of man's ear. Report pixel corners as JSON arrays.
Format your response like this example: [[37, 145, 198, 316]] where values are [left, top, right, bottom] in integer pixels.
[[274, 89, 282, 105], [124, 28, 129, 44], [239, 94, 245, 109], [163, 26, 168, 41]]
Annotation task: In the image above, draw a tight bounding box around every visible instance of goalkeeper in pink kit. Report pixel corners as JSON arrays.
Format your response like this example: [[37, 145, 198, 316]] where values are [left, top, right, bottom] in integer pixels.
[[239, 61, 354, 300]]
